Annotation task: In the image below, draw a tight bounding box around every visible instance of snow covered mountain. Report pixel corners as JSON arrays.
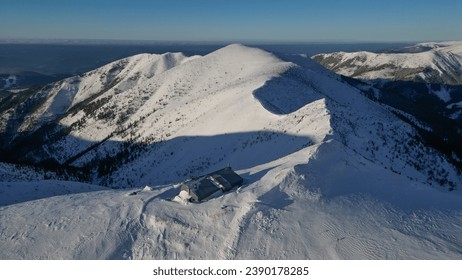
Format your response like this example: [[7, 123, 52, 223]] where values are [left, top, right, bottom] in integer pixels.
[[311, 41, 462, 117], [313, 42, 462, 174], [312, 41, 462, 85], [1, 44, 462, 259]]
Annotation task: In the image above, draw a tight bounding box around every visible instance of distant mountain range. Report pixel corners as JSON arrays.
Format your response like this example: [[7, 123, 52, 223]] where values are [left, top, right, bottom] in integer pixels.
[[1, 43, 461, 260], [313, 41, 462, 85], [313, 41, 462, 176]]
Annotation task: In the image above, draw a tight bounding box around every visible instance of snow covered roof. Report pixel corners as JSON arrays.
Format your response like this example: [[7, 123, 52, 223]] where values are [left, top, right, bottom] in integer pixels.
[[179, 167, 243, 202]]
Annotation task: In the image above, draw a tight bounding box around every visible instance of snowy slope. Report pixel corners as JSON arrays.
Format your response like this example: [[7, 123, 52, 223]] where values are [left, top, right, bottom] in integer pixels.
[[7, 52, 197, 134], [1, 44, 459, 189], [0, 161, 82, 183], [312, 41, 462, 170], [312, 41, 462, 85], [0, 180, 106, 207], [1, 145, 461, 259], [1, 45, 462, 259]]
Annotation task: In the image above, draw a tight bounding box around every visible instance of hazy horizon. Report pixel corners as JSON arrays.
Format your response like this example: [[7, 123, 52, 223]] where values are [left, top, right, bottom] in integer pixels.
[[0, 41, 411, 77]]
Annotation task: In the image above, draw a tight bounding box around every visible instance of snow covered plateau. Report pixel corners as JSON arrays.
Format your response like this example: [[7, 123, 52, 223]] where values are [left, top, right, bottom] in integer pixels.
[[1, 44, 462, 259]]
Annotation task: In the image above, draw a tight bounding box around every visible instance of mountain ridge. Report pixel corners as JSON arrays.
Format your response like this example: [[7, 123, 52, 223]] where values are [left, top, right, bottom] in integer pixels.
[[312, 41, 462, 85], [312, 41, 462, 176], [1, 44, 460, 188], [1, 44, 462, 259]]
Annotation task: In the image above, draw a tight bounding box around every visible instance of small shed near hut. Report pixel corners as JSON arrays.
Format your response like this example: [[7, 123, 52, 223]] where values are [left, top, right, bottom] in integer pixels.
[[180, 166, 243, 202]]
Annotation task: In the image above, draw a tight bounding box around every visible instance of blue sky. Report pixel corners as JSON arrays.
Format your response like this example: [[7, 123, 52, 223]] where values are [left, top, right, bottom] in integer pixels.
[[0, 0, 461, 42]]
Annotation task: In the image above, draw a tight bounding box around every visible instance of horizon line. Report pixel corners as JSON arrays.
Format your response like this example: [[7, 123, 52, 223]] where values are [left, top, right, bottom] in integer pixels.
[[0, 37, 449, 46]]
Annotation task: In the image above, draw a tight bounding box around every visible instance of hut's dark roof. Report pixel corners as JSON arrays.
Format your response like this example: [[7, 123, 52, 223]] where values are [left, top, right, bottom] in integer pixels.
[[207, 167, 243, 187], [180, 167, 244, 202]]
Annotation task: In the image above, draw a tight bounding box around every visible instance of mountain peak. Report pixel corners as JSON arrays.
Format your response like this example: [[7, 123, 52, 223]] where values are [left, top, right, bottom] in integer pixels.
[[2, 44, 462, 260], [209, 43, 283, 65]]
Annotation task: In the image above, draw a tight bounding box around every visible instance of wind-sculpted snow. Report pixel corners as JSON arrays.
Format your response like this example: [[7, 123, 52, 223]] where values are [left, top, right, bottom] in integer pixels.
[[1, 44, 462, 259], [1, 144, 462, 259]]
